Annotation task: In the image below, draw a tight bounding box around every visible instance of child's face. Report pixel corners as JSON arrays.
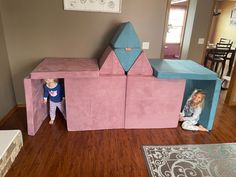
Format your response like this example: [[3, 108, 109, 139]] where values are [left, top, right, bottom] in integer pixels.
[[192, 93, 203, 104]]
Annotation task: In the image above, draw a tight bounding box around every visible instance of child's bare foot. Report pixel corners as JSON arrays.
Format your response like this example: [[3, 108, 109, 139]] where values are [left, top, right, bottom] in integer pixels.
[[198, 125, 209, 132], [49, 120, 54, 125]]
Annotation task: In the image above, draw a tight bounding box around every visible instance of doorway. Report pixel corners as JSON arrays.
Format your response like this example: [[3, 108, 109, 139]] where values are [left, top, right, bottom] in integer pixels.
[[162, 0, 189, 59], [207, 0, 236, 105]]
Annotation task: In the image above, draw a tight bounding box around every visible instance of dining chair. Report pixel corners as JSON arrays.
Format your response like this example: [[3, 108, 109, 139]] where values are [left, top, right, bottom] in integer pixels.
[[219, 38, 233, 60], [219, 38, 232, 44], [217, 42, 234, 75], [205, 43, 231, 78]]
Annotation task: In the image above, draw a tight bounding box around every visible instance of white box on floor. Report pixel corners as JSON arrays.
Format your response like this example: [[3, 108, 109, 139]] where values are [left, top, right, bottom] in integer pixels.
[[0, 130, 23, 177]]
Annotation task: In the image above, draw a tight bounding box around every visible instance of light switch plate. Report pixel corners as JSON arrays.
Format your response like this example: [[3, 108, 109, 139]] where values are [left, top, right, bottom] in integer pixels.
[[198, 38, 205, 44], [142, 42, 150, 49]]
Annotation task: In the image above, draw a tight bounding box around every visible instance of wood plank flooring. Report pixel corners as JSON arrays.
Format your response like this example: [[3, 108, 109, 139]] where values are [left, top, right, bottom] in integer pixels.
[[1, 91, 236, 177]]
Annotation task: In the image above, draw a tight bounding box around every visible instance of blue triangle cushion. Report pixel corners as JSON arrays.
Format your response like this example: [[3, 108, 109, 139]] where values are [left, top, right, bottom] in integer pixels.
[[111, 22, 141, 49], [114, 48, 142, 72]]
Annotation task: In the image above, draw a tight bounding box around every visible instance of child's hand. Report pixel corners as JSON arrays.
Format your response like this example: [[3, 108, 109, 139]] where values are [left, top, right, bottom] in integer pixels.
[[179, 113, 184, 122], [43, 97, 47, 104]]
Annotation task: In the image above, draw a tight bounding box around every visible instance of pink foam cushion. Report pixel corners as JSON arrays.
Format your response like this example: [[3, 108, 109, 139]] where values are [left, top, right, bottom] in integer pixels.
[[65, 76, 126, 131], [128, 51, 153, 76], [125, 76, 186, 129], [24, 77, 47, 135], [99, 46, 125, 75], [30, 58, 99, 79]]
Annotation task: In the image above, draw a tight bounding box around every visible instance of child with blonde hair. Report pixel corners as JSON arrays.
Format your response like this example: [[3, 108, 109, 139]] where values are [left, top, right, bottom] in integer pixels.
[[179, 89, 208, 132], [43, 79, 66, 125]]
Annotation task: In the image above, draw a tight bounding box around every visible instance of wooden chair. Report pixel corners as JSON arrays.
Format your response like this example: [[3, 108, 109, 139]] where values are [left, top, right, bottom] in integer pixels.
[[217, 42, 234, 75], [205, 43, 231, 78], [219, 38, 232, 44]]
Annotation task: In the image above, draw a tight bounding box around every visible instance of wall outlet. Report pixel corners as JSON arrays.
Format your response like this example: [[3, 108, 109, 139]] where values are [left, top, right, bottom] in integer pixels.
[[198, 38, 205, 44], [142, 42, 150, 49]]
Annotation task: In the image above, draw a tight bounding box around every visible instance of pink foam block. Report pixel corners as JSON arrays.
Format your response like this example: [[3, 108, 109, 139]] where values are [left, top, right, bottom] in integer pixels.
[[65, 76, 126, 131], [128, 51, 153, 76], [125, 76, 186, 129], [99, 46, 124, 75], [30, 58, 99, 79], [24, 76, 48, 135]]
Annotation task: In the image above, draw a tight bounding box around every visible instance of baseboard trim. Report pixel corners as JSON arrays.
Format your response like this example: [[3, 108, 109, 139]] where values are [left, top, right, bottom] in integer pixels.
[[228, 102, 236, 106], [17, 104, 26, 108], [0, 106, 18, 127]]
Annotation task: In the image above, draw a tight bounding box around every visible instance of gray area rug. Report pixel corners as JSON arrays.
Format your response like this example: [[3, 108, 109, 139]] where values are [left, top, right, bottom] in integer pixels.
[[142, 143, 236, 177]]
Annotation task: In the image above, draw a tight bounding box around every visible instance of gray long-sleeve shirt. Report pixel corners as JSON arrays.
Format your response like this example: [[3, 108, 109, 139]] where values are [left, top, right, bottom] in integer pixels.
[[181, 100, 202, 125]]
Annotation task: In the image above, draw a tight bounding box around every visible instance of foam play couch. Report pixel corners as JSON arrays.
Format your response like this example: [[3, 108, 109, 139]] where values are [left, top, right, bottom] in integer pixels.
[[24, 22, 220, 135]]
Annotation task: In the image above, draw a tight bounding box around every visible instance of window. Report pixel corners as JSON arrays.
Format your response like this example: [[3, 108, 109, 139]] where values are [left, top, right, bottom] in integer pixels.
[[166, 7, 186, 43]]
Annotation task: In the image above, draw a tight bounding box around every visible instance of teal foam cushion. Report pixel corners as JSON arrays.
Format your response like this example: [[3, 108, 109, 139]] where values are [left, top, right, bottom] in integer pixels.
[[182, 79, 221, 130], [114, 48, 141, 71], [111, 22, 141, 49], [149, 59, 218, 80]]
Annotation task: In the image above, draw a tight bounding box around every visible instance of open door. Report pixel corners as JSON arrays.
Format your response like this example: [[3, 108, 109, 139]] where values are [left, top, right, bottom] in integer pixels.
[[161, 0, 189, 59], [24, 76, 48, 135]]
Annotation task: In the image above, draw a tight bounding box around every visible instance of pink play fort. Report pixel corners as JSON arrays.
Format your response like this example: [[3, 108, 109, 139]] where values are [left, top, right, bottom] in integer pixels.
[[24, 22, 221, 136]]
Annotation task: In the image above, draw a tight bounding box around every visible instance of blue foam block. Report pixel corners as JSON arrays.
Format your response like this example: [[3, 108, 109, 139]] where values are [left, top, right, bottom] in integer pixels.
[[114, 48, 141, 72], [182, 79, 221, 130], [111, 22, 141, 49], [150, 58, 221, 130], [149, 59, 218, 80]]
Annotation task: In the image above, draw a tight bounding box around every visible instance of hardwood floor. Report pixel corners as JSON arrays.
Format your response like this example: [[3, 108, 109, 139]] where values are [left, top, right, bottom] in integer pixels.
[[1, 91, 236, 177]]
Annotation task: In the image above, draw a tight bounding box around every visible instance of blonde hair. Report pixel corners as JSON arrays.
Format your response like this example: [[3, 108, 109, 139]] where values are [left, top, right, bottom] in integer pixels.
[[188, 89, 206, 108], [44, 78, 58, 83]]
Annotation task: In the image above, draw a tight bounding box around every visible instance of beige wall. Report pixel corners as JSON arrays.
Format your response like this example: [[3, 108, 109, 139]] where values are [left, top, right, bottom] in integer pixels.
[[214, 1, 236, 103], [213, 1, 236, 43], [0, 0, 167, 104], [0, 10, 16, 120], [0, 0, 215, 105], [182, 0, 214, 64]]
